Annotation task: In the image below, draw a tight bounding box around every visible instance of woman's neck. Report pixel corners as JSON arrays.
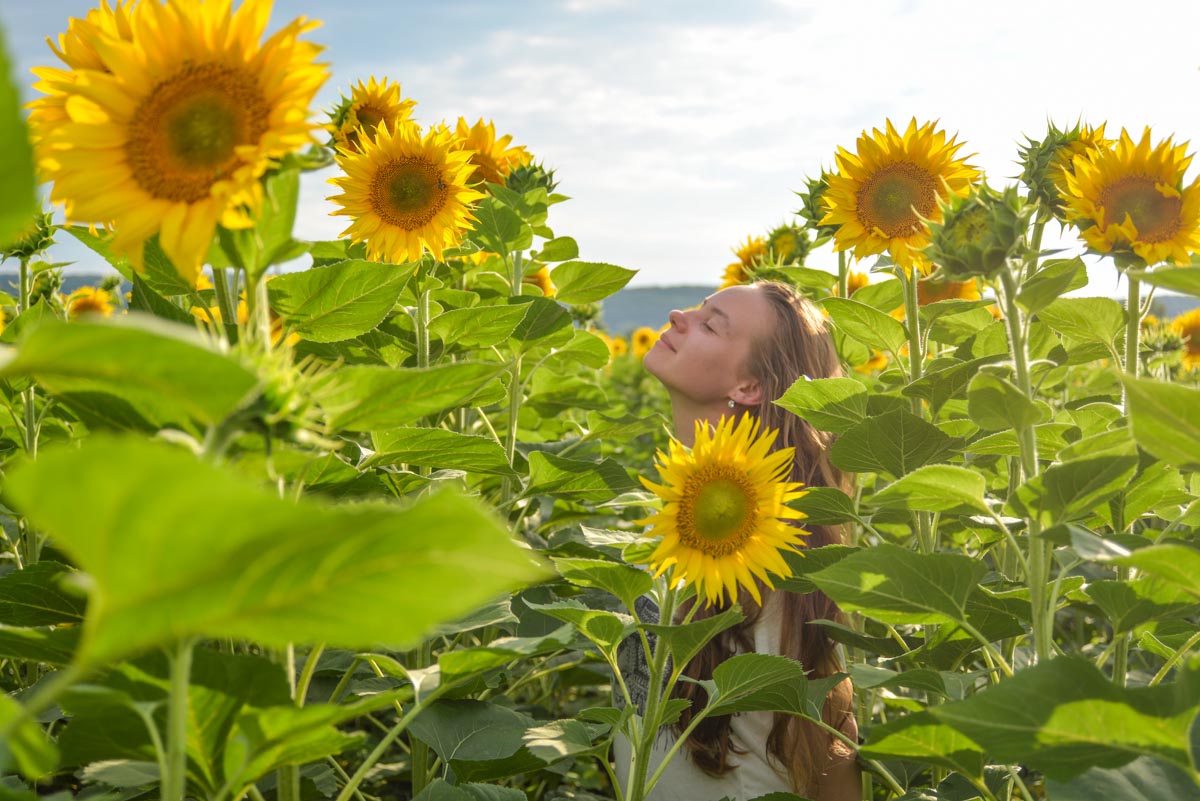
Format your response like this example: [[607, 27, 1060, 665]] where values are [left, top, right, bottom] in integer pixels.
[[667, 393, 734, 446]]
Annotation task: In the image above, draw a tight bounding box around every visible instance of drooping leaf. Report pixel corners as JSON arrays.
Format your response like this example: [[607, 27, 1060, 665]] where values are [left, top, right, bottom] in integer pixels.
[[267, 260, 410, 343], [320, 362, 506, 431], [550, 261, 637, 304], [526, 452, 638, 503], [773, 377, 868, 434], [831, 409, 958, 478], [866, 465, 990, 515], [1017, 257, 1088, 313]]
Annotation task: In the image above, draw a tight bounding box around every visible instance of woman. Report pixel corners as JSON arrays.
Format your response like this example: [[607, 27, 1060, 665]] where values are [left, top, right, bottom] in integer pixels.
[[613, 281, 861, 801]]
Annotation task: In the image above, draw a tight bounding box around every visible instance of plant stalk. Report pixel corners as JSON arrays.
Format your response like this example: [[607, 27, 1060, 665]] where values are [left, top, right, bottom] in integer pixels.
[[164, 639, 195, 801], [625, 582, 677, 801]]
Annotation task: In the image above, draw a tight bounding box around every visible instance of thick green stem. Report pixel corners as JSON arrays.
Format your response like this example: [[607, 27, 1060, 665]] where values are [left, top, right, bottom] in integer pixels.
[[164, 639, 195, 801], [626, 583, 677, 801], [415, 278, 431, 370], [902, 267, 923, 388], [212, 268, 237, 339], [500, 251, 526, 503], [277, 644, 301, 801], [999, 268, 1052, 662], [837, 250, 849, 299], [295, 644, 325, 708], [16, 258, 38, 565]]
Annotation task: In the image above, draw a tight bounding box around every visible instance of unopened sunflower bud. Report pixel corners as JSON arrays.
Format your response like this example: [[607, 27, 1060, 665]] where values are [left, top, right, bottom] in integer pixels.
[[1, 212, 55, 262], [766, 222, 812, 266], [506, 162, 560, 195], [925, 184, 1033, 281], [1018, 121, 1111, 220], [795, 172, 839, 239]]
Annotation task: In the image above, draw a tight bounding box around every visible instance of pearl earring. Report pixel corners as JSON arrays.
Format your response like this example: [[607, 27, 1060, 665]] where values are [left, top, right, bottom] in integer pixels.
[[728, 400, 736, 408]]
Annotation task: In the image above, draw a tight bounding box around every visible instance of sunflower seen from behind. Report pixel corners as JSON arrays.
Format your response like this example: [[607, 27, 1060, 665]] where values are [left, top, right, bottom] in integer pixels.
[[332, 76, 416, 155], [329, 123, 483, 264], [637, 413, 808, 607], [719, 235, 767, 289], [1062, 127, 1200, 267], [821, 118, 980, 275], [30, 0, 329, 286]]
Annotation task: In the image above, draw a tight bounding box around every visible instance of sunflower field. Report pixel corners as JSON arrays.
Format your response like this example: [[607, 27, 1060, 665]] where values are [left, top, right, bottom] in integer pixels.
[[1, 2, 1200, 801]]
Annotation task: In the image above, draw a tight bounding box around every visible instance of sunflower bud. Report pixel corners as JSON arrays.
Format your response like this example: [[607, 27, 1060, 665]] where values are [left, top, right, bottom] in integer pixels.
[[795, 172, 839, 239], [506, 162, 559, 195], [925, 183, 1032, 281], [1, 212, 55, 263], [765, 222, 812, 266], [1018, 121, 1111, 220]]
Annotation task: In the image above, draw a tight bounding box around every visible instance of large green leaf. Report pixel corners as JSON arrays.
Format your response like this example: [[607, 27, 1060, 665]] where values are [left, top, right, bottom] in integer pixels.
[[1120, 375, 1200, 471], [550, 261, 637, 304], [866, 465, 990, 515], [525, 451, 637, 502], [0, 27, 36, 247], [508, 296, 573, 351], [366, 427, 516, 477], [787, 487, 859, 526], [66, 226, 194, 298], [413, 779, 528, 801], [902, 355, 1006, 415], [525, 601, 635, 655], [267, 260, 410, 343], [1114, 545, 1200, 599], [821, 297, 908, 354], [429, 304, 529, 349], [807, 544, 985, 626], [966, 372, 1041, 432], [409, 699, 532, 763], [550, 557, 652, 612], [1037, 296, 1125, 349], [469, 197, 533, 255], [927, 657, 1200, 780], [320, 362, 506, 431], [643, 604, 745, 670], [860, 711, 984, 777], [1009, 454, 1139, 527], [0, 562, 85, 626], [1085, 578, 1199, 633], [705, 653, 812, 717], [773, 377, 868, 434], [6, 436, 548, 667], [523, 719, 608, 763], [0, 625, 78, 665], [1017, 257, 1088, 314], [1045, 756, 1200, 801], [1131, 265, 1200, 297], [830, 409, 957, 478], [0, 318, 260, 429]]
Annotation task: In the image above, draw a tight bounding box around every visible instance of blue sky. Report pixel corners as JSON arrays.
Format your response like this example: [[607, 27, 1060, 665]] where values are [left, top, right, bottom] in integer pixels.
[[6, 0, 1200, 295]]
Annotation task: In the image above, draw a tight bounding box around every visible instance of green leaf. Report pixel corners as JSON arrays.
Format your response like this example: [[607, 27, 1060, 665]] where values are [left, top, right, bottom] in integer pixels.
[[508, 296, 573, 351], [1114, 545, 1200, 599], [409, 699, 532, 763], [777, 546, 859, 594], [1037, 296, 1125, 349], [867, 465, 990, 515], [0, 625, 78, 665], [787, 487, 859, 526], [0, 695, 58, 781], [542, 328, 611, 371], [902, 356, 1006, 415], [129, 271, 196, 325], [773, 377, 868, 434], [0, 28, 36, 246], [267, 260, 410, 343], [807, 544, 985, 626], [967, 372, 1041, 432], [0, 562, 85, 626], [436, 626, 575, 685], [321, 362, 506, 431], [6, 436, 548, 667], [550, 557, 652, 612], [1017, 257, 1088, 314], [550, 261, 637, 304], [1120, 375, 1200, 471], [1009, 455, 1140, 527], [831, 409, 958, 478], [526, 600, 634, 653], [927, 656, 1200, 780], [413, 779, 528, 801], [1131, 265, 1200, 297], [1044, 756, 1200, 801], [0, 318, 259, 429], [523, 719, 607, 763], [429, 304, 529, 349], [860, 711, 984, 777], [1085, 578, 1199, 633], [257, 167, 302, 270], [469, 197, 533, 255], [643, 605, 745, 670], [526, 451, 637, 502], [366, 427, 516, 477], [852, 279, 904, 311], [536, 237, 579, 262], [821, 297, 909, 354], [966, 423, 1077, 458]]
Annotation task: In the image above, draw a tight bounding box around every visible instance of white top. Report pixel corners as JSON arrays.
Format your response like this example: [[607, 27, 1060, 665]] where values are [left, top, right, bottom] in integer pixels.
[[612, 591, 807, 801]]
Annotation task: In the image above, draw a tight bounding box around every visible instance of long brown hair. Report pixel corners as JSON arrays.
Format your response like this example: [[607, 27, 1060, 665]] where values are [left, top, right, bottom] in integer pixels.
[[669, 281, 856, 795]]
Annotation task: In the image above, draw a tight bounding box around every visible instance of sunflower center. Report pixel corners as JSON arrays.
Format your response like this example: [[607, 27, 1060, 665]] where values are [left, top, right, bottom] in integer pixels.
[[679, 471, 757, 555], [857, 162, 939, 238], [127, 62, 269, 204], [370, 157, 449, 230], [1100, 177, 1183, 243], [355, 104, 386, 133]]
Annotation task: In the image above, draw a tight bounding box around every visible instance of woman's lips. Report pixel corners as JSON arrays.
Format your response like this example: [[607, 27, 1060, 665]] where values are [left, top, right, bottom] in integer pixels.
[[659, 334, 677, 353]]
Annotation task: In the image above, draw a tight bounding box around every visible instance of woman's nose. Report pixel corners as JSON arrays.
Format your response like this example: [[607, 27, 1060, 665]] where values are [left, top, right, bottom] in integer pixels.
[[668, 308, 686, 329]]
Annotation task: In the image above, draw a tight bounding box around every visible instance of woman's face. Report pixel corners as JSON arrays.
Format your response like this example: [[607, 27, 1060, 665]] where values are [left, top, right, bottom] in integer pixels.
[[642, 284, 775, 406]]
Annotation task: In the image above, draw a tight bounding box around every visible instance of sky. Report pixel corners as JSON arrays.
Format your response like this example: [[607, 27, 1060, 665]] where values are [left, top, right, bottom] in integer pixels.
[[6, 0, 1200, 296]]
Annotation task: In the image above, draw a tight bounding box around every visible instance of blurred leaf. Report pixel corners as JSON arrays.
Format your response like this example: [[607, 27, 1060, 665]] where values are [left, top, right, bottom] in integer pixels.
[[268, 260, 410, 343], [0, 562, 85, 626], [0, 625, 78, 665], [1131, 265, 1200, 297], [0, 318, 259, 428], [867, 465, 990, 515], [526, 451, 637, 502], [0, 695, 57, 781], [550, 261, 637, 304], [821, 297, 908, 354], [860, 711, 984, 777], [1044, 756, 1200, 801], [1114, 545, 1200, 599], [1018, 257, 1088, 313], [808, 544, 985, 626], [7, 436, 548, 667], [1120, 375, 1200, 471], [321, 362, 506, 431], [536, 237, 579, 262], [0, 28, 36, 246], [831, 409, 957, 478], [774, 377, 868, 434], [366, 427, 516, 477]]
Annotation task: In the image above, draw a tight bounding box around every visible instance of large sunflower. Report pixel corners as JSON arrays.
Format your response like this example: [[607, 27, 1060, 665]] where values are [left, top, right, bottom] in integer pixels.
[[329, 123, 483, 264], [454, 118, 532, 188], [821, 118, 980, 275], [332, 76, 417, 155], [30, 0, 328, 287], [1171, 308, 1200, 371], [638, 414, 809, 607], [1063, 128, 1200, 266]]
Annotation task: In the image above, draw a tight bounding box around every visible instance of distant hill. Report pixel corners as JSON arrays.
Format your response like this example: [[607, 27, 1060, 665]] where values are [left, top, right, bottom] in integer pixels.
[[601, 285, 716, 335]]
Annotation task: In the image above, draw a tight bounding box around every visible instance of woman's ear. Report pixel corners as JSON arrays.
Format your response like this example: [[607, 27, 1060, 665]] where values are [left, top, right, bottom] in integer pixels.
[[729, 379, 763, 407]]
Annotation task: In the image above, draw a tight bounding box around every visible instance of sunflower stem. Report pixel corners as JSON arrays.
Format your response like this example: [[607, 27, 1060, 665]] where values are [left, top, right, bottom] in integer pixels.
[[626, 581, 677, 801], [1113, 271, 1140, 687], [837, 250, 848, 299], [164, 638, 195, 801], [501, 251, 525, 504], [16, 256, 39, 568], [902, 267, 924, 396], [415, 267, 431, 370], [212, 268, 237, 341]]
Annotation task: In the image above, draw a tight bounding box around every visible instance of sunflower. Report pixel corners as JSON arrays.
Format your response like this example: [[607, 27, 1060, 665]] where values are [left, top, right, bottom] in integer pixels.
[[1063, 128, 1200, 267], [854, 350, 888, 374], [190, 298, 298, 346], [30, 0, 328, 287], [523, 266, 555, 298], [719, 235, 767, 289], [1171, 308, 1200, 370], [454, 118, 532, 188], [637, 413, 808, 606], [609, 335, 628, 358], [67, 286, 115, 318], [833, 270, 870, 297], [329, 123, 483, 264], [332, 76, 417, 155], [631, 326, 659, 359], [1141, 312, 1160, 330], [918, 277, 981, 305], [821, 118, 980, 275], [766, 223, 810, 265]]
